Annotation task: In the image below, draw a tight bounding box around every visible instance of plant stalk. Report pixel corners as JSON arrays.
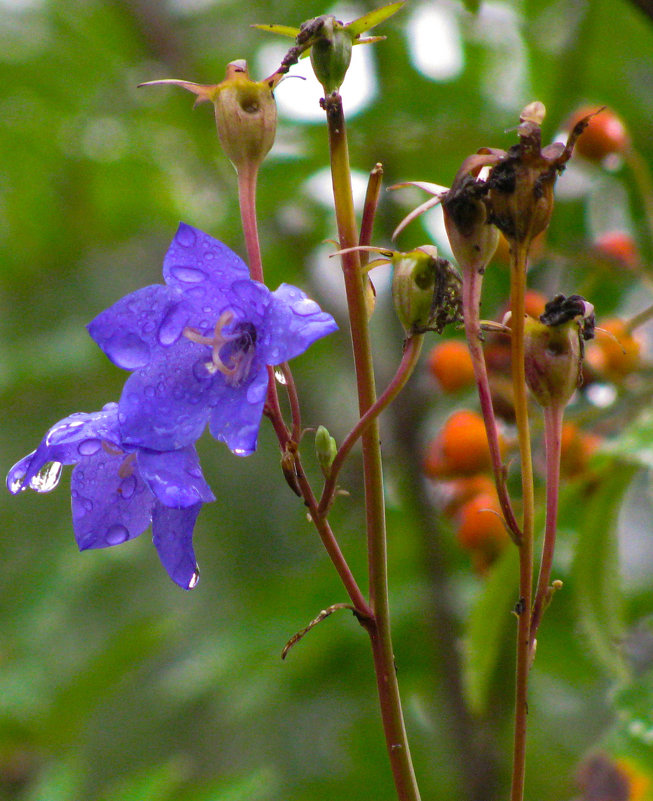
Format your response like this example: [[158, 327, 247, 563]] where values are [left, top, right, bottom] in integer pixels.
[[509, 241, 535, 801], [324, 91, 421, 801], [530, 402, 564, 644]]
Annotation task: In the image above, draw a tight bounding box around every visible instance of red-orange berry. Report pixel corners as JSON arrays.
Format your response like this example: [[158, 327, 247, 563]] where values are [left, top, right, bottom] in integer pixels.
[[560, 422, 601, 478], [566, 106, 629, 162], [587, 318, 641, 381], [442, 474, 497, 518], [455, 491, 509, 560], [439, 410, 498, 476], [427, 340, 475, 393], [594, 230, 639, 269]]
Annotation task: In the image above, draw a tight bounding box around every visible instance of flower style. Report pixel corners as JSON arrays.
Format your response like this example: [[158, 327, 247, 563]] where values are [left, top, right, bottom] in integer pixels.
[[7, 404, 214, 589], [88, 224, 337, 454]]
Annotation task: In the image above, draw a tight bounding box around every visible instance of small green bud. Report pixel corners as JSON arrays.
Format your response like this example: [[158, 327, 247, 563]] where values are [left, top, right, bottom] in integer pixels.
[[391, 247, 462, 336], [307, 16, 354, 94], [213, 60, 277, 171], [315, 425, 338, 477]]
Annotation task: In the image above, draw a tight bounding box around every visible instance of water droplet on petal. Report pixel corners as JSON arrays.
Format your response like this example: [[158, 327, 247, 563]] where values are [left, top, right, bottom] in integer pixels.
[[170, 265, 206, 283], [246, 380, 267, 404], [78, 438, 101, 456], [106, 523, 129, 545], [29, 462, 63, 493], [157, 302, 189, 346], [108, 333, 151, 370], [118, 474, 137, 500], [176, 225, 197, 248], [45, 419, 85, 446], [292, 297, 321, 316], [8, 468, 26, 494], [188, 569, 200, 589]]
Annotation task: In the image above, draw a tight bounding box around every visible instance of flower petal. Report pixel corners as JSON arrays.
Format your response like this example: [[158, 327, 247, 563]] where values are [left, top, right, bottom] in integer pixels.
[[117, 340, 215, 451], [71, 452, 154, 551], [260, 284, 338, 364], [209, 364, 269, 455], [163, 223, 249, 295], [137, 446, 215, 508], [88, 285, 191, 370], [6, 405, 120, 494], [151, 502, 202, 589]]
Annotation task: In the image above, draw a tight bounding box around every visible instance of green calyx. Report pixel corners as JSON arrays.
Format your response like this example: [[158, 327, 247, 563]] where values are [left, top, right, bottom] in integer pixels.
[[391, 247, 463, 336], [309, 17, 353, 95]]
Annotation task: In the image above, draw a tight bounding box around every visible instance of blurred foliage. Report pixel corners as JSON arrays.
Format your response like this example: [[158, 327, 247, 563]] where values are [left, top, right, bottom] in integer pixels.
[[2, 1, 653, 800]]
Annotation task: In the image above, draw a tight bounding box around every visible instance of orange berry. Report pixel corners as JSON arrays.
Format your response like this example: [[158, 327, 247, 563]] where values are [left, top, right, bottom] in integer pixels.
[[455, 491, 509, 557], [595, 230, 639, 269], [567, 106, 629, 162], [588, 318, 641, 381], [427, 340, 475, 393], [560, 422, 601, 478], [439, 410, 497, 476], [442, 474, 496, 518]]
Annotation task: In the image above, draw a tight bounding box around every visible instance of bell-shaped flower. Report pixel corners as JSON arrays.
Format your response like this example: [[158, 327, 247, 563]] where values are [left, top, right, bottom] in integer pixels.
[[88, 223, 337, 454], [7, 404, 214, 589]]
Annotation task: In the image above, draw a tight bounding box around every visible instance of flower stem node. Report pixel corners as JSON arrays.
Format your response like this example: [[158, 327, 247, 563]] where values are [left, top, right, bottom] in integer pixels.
[[391, 246, 463, 336], [524, 293, 595, 408], [315, 425, 338, 477]]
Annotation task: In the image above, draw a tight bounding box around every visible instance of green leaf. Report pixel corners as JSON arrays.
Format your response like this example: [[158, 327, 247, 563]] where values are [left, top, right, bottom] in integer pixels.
[[98, 760, 188, 801], [462, 544, 519, 714], [251, 23, 301, 39], [346, 1, 406, 37], [572, 463, 638, 681]]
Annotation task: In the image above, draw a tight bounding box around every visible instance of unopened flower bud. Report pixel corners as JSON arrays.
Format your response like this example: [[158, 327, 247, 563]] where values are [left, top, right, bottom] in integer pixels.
[[524, 293, 595, 408], [213, 60, 277, 171], [315, 425, 338, 477], [304, 15, 353, 94], [391, 247, 462, 336]]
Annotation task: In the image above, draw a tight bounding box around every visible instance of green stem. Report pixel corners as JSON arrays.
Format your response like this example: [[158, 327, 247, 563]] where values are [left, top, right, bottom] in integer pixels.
[[530, 402, 563, 645], [319, 335, 424, 515], [509, 242, 535, 801], [324, 92, 420, 801]]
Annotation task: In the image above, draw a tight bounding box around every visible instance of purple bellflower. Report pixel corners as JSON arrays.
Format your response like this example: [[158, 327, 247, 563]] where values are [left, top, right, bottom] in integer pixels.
[[7, 403, 214, 589], [88, 224, 338, 454]]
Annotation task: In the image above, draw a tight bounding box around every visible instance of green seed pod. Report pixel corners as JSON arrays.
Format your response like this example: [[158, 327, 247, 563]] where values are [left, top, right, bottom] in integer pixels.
[[306, 16, 353, 94], [315, 425, 338, 477], [212, 61, 277, 171], [391, 247, 462, 336], [524, 316, 582, 408]]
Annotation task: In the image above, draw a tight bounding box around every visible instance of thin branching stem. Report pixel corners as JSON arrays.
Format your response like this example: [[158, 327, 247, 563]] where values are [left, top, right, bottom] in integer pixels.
[[509, 241, 535, 801], [325, 91, 421, 801]]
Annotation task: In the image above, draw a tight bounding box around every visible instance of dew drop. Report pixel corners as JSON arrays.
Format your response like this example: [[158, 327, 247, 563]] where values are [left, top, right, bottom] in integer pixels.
[[83, 498, 94, 512], [291, 297, 321, 316], [176, 225, 197, 248], [246, 380, 267, 404], [118, 475, 137, 500], [45, 419, 85, 446], [274, 368, 287, 385], [105, 523, 129, 545], [157, 303, 189, 346], [30, 462, 63, 493], [8, 469, 26, 493], [188, 569, 200, 589], [170, 265, 206, 283], [108, 334, 151, 370], [78, 438, 101, 456]]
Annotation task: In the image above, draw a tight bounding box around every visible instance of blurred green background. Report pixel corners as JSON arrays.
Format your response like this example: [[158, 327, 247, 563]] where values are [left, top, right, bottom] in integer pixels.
[[3, 1, 653, 799]]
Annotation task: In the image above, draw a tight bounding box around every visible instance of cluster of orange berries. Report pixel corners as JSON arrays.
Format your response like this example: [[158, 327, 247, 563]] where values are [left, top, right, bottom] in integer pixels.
[[422, 105, 646, 572], [423, 406, 509, 571]]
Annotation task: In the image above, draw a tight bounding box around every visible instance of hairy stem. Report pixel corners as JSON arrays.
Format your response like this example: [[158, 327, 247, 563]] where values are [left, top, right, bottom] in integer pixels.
[[462, 264, 522, 543], [509, 241, 535, 801], [530, 402, 564, 645], [325, 91, 420, 801]]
